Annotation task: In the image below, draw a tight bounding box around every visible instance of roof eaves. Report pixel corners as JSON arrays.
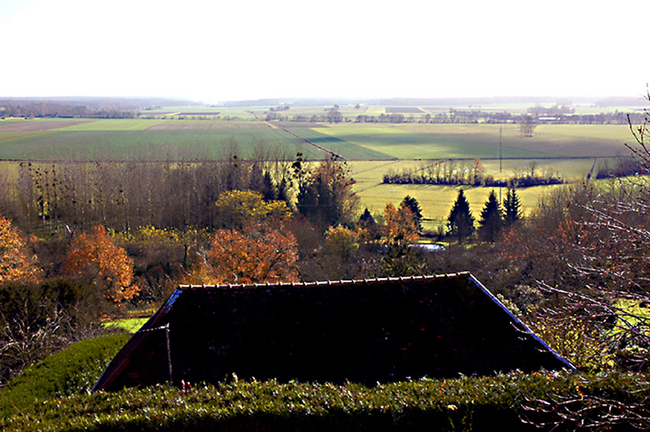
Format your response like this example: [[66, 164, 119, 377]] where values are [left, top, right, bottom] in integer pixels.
[[177, 272, 472, 290]]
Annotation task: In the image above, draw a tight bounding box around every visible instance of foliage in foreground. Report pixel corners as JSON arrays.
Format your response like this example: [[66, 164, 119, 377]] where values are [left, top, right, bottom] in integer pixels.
[[1, 368, 649, 431]]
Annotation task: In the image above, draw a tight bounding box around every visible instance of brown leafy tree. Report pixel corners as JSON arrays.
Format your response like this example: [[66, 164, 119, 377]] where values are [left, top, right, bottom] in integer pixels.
[[64, 226, 139, 303], [193, 222, 299, 285], [0, 216, 41, 284], [380, 203, 425, 277]]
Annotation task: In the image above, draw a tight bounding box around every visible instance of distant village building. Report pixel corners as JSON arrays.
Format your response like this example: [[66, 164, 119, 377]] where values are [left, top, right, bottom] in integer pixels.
[[94, 273, 573, 392]]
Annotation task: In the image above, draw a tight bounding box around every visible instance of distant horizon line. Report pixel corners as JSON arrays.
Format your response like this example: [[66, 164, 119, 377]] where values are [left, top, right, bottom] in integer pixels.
[[1, 94, 647, 106]]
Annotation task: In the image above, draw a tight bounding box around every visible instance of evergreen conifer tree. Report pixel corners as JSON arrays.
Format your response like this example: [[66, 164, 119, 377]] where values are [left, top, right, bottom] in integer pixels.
[[401, 195, 423, 232], [503, 187, 522, 226], [359, 208, 375, 226], [447, 189, 475, 243], [478, 190, 503, 242], [359, 208, 380, 240]]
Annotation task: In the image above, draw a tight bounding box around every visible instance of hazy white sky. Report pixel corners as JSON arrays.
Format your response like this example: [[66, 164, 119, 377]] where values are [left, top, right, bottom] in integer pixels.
[[0, 0, 647, 103]]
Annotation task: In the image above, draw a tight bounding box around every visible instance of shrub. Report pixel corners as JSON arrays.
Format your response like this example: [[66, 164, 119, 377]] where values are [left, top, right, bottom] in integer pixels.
[[0, 278, 107, 385]]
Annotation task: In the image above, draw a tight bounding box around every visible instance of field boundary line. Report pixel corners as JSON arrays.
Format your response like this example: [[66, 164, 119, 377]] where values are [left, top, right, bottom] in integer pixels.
[[352, 160, 402, 176], [275, 126, 344, 160]]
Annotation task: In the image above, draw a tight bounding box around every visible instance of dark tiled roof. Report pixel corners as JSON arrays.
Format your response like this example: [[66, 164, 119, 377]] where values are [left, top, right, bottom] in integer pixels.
[[94, 273, 573, 392]]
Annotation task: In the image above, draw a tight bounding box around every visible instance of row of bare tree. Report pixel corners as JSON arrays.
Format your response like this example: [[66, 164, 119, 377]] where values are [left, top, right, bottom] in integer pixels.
[[0, 158, 295, 234]]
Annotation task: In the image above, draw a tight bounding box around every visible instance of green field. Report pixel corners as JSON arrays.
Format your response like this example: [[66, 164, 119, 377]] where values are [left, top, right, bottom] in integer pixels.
[[316, 124, 550, 159], [0, 119, 328, 160], [285, 127, 394, 160], [317, 123, 632, 159], [0, 118, 634, 161], [0, 114, 640, 220]]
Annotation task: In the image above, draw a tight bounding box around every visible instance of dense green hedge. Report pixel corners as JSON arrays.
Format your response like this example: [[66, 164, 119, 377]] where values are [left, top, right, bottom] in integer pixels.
[[2, 371, 649, 431]]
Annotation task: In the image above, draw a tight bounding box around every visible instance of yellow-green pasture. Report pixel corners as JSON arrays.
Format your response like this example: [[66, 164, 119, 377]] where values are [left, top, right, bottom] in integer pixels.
[[348, 158, 606, 230], [355, 182, 564, 231], [349, 158, 597, 190]]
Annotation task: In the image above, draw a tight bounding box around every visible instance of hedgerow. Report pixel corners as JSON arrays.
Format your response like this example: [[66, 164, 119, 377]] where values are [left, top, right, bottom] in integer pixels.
[[1, 371, 649, 431]]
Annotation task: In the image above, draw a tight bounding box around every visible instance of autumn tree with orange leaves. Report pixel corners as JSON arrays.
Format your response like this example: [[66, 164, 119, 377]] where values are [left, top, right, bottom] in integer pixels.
[[193, 222, 299, 285], [380, 202, 425, 277], [0, 216, 41, 284], [64, 226, 139, 303], [383, 202, 420, 245]]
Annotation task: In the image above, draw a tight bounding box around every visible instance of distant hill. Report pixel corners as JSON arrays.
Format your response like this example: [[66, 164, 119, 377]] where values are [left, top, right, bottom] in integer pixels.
[[0, 97, 196, 118], [0, 96, 195, 111], [594, 96, 649, 107], [221, 96, 643, 107]]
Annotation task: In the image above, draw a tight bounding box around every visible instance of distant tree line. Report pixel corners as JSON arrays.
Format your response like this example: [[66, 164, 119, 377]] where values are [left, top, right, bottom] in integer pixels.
[[269, 109, 344, 123], [0, 102, 139, 119], [0, 97, 192, 119], [261, 110, 650, 125], [594, 158, 645, 179], [382, 160, 564, 188]]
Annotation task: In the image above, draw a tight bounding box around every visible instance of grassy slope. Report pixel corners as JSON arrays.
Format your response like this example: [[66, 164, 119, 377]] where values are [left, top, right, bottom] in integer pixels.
[[0, 334, 131, 417]]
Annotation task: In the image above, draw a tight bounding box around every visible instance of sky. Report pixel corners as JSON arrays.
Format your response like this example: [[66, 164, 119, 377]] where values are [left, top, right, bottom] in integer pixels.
[[0, 0, 648, 103]]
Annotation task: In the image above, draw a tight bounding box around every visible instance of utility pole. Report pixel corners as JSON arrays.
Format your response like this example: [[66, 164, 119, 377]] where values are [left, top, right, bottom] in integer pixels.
[[499, 126, 503, 173], [499, 126, 503, 204], [165, 323, 173, 384]]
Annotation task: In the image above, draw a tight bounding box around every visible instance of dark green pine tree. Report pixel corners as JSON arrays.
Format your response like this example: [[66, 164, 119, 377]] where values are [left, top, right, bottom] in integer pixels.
[[478, 190, 503, 242], [447, 189, 475, 243], [359, 208, 375, 227], [503, 187, 522, 227], [401, 195, 423, 232], [359, 207, 380, 240]]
